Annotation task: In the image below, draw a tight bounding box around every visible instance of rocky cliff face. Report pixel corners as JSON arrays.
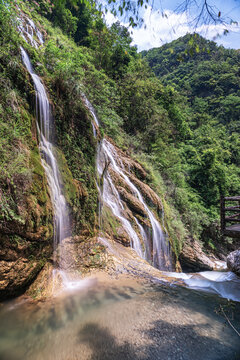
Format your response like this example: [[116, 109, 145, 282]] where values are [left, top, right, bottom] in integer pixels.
[[97, 137, 225, 273], [0, 117, 54, 300], [97, 137, 175, 271], [0, 11, 55, 299]]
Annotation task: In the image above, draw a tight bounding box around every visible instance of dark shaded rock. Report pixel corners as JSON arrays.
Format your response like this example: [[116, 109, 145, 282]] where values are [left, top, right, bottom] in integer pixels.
[[227, 250, 240, 276]]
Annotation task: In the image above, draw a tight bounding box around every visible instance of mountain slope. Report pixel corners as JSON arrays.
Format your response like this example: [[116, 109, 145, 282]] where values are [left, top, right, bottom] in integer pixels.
[[142, 34, 240, 131], [141, 34, 240, 240]]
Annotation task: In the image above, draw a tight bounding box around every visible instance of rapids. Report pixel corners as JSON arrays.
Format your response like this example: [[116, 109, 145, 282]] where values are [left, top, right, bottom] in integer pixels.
[[163, 270, 240, 302]]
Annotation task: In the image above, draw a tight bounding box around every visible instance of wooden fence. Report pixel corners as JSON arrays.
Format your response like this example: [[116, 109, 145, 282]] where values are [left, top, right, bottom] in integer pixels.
[[220, 196, 240, 238]]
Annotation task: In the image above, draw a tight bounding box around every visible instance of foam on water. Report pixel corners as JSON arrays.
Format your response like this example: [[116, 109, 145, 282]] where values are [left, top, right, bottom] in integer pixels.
[[164, 271, 240, 302]]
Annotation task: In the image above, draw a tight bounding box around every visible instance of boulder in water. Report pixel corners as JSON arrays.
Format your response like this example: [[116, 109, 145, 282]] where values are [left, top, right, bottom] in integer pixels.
[[227, 250, 240, 276]]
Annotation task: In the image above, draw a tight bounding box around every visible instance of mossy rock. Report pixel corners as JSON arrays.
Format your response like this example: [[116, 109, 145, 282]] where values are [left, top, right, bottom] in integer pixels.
[[102, 206, 121, 238], [53, 146, 78, 206], [30, 145, 45, 177]]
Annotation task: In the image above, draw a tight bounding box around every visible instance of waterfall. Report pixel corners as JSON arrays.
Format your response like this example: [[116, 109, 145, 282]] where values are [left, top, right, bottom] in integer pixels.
[[18, 16, 44, 48], [18, 14, 172, 272], [20, 21, 70, 270], [84, 98, 173, 271], [97, 144, 144, 258]]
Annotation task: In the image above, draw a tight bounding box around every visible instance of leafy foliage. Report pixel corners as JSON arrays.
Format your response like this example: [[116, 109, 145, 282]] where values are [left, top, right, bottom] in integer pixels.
[[141, 34, 240, 237]]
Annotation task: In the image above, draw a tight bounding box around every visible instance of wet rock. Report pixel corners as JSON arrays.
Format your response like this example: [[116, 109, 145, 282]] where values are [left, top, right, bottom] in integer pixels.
[[118, 187, 147, 217], [128, 174, 163, 214], [0, 144, 53, 300], [114, 228, 131, 247], [108, 167, 133, 194], [179, 237, 215, 272], [0, 257, 41, 299], [227, 250, 240, 276], [101, 205, 132, 246], [106, 136, 147, 181], [106, 146, 163, 228], [56, 236, 109, 274]]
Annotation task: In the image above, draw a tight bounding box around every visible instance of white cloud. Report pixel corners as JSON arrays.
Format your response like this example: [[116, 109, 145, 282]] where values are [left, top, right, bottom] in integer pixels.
[[104, 7, 240, 51], [104, 12, 118, 27], [130, 9, 190, 50]]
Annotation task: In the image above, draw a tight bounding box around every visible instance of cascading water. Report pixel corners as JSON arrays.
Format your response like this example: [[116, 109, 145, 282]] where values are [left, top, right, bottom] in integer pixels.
[[19, 20, 70, 271], [17, 14, 239, 303], [18, 16, 44, 48], [99, 139, 172, 270], [84, 98, 173, 271], [97, 147, 144, 258]]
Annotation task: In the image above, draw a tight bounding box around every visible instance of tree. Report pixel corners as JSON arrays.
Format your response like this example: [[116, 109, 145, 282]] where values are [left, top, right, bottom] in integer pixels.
[[88, 19, 135, 77], [45, 0, 94, 44], [42, 0, 238, 29], [106, 0, 237, 28]]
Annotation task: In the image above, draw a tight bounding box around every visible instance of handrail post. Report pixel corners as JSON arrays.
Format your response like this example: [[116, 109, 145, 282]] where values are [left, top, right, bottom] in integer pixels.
[[220, 195, 225, 232]]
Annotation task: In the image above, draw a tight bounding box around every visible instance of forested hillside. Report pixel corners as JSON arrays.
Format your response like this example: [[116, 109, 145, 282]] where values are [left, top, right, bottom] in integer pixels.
[[141, 34, 240, 244], [0, 0, 239, 299]]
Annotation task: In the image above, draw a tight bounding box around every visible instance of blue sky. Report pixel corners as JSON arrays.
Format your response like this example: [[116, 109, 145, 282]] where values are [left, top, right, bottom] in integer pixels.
[[104, 0, 240, 51]]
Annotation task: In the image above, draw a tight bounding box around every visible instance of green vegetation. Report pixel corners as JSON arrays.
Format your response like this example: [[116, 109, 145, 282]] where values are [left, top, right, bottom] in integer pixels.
[[141, 34, 240, 243], [29, 0, 188, 252], [102, 206, 122, 239], [1, 0, 239, 278], [0, 1, 51, 229]]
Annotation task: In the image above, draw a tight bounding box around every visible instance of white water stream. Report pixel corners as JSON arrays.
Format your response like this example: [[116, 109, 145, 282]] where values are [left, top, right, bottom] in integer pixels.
[[20, 20, 70, 271], [18, 15, 44, 48], [84, 98, 173, 271], [162, 270, 240, 302]]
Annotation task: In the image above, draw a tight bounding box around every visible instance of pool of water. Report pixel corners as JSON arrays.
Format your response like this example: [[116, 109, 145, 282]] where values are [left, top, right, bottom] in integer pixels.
[[0, 276, 239, 360]]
